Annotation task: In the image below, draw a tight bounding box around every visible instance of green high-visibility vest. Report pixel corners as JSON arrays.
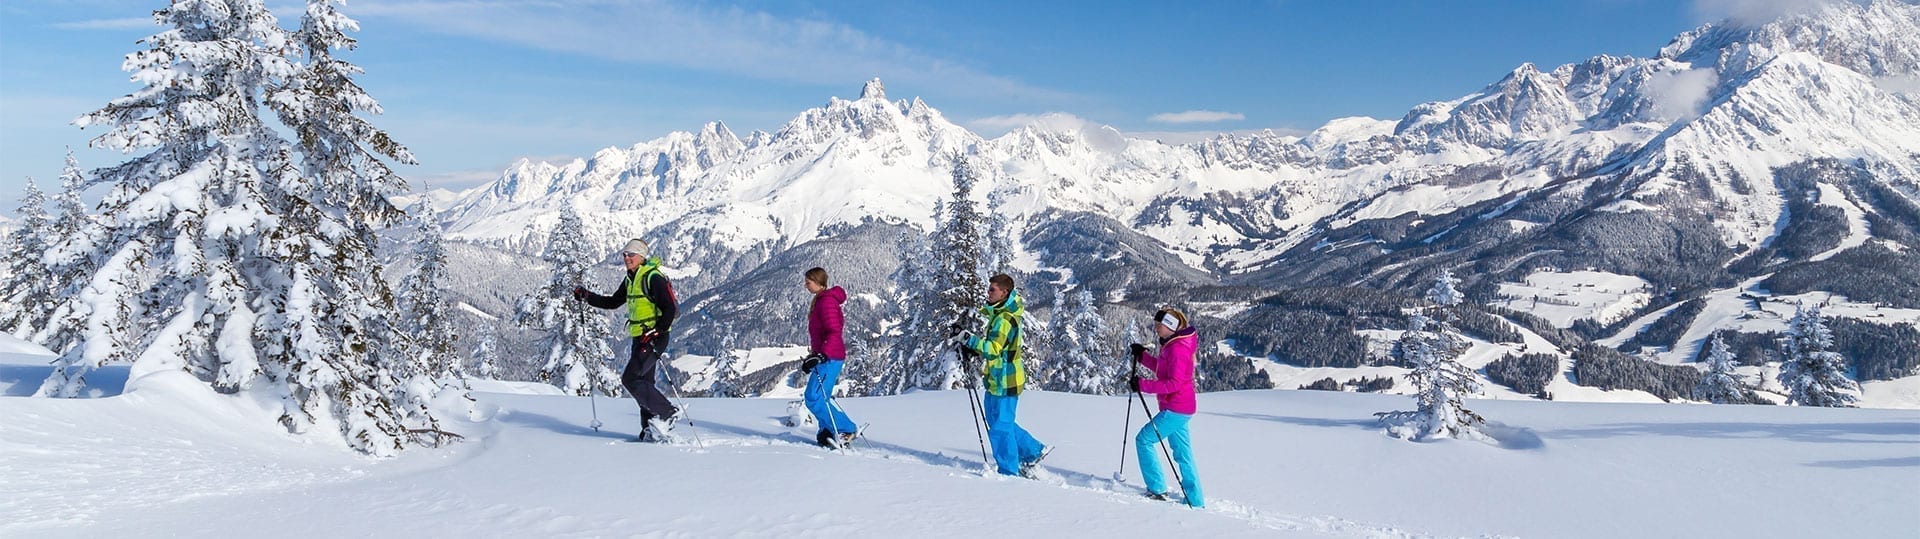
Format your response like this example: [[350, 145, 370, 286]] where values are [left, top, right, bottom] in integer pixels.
[[625, 260, 665, 337]]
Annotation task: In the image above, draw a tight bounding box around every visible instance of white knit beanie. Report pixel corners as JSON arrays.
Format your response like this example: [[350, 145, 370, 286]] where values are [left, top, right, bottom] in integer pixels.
[[621, 238, 648, 257]]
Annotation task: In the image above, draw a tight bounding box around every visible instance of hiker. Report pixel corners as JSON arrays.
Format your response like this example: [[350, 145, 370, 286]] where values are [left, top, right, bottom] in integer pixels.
[[801, 267, 859, 448], [573, 238, 681, 442], [1129, 308, 1204, 507], [963, 274, 1049, 476]]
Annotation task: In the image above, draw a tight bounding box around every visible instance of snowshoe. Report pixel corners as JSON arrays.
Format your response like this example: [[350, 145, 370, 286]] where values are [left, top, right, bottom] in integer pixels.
[[1018, 445, 1054, 478], [784, 400, 816, 428], [815, 430, 856, 450], [640, 413, 683, 444], [1144, 491, 1177, 503]]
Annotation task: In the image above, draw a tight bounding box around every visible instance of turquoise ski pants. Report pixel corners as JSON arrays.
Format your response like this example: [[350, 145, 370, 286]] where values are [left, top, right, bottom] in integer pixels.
[[1136, 410, 1204, 508]]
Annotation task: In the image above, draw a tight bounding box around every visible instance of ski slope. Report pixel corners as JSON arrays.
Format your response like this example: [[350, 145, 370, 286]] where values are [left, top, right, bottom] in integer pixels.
[[4, 335, 1917, 538]]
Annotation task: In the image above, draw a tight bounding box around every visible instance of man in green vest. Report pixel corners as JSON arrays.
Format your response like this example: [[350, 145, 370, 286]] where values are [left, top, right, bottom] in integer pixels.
[[573, 238, 681, 442]]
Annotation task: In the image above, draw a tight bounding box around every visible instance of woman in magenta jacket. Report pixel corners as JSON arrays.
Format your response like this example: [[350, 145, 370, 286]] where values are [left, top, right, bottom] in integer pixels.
[[1129, 308, 1204, 507], [803, 267, 858, 447]]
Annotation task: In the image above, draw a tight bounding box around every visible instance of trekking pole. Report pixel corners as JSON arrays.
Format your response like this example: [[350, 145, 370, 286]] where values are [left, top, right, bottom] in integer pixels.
[[960, 346, 993, 472], [588, 379, 604, 432], [586, 358, 608, 432], [658, 352, 707, 449], [1114, 350, 1135, 483]]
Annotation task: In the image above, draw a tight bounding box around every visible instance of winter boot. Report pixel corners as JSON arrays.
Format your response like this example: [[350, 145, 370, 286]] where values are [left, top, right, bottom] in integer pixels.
[[1019, 445, 1053, 477]]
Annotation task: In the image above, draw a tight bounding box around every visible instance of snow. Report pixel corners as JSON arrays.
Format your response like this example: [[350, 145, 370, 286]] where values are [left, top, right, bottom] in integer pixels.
[[1333, 171, 1551, 228], [673, 346, 810, 398], [1491, 270, 1653, 328], [455, 301, 498, 322], [3, 355, 1916, 537], [1808, 182, 1873, 262], [1861, 376, 1920, 410]]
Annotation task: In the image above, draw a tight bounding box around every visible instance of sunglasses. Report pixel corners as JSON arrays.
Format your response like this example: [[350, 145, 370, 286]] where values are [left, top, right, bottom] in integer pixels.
[[622, 252, 642, 258]]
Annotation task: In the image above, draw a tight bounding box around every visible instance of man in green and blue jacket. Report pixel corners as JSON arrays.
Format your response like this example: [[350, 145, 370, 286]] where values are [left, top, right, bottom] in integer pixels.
[[964, 274, 1049, 476]]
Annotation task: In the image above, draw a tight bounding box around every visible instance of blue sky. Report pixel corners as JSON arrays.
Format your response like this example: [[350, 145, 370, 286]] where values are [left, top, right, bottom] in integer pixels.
[[2, 0, 1762, 209]]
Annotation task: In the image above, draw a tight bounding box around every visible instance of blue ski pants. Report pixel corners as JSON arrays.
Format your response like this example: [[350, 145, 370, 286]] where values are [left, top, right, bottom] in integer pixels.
[[983, 394, 1046, 476], [804, 359, 857, 436], [1136, 410, 1204, 508]]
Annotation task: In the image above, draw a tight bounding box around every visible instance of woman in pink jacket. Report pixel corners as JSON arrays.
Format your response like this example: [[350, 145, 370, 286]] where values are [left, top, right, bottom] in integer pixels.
[[1129, 308, 1204, 508], [801, 267, 858, 448]]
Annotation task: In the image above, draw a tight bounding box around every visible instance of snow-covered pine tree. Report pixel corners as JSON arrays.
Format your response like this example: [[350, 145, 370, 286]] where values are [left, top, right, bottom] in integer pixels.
[[913, 154, 990, 390], [707, 332, 744, 398], [40, 0, 301, 401], [471, 331, 501, 380], [515, 204, 622, 396], [277, 0, 461, 451], [1695, 333, 1748, 404], [1377, 274, 1486, 441], [33, 150, 103, 350], [872, 229, 938, 395], [40, 0, 452, 456], [1427, 269, 1463, 307], [0, 177, 52, 338], [1777, 304, 1858, 407], [396, 203, 465, 386], [1045, 287, 1121, 394], [840, 332, 876, 395]]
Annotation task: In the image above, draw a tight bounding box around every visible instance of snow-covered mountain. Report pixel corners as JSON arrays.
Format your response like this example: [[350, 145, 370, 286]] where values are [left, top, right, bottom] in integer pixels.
[[431, 1, 1920, 404]]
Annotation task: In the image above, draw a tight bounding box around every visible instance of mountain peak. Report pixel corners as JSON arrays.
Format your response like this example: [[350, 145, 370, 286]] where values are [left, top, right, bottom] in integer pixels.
[[1660, 0, 1920, 77], [861, 78, 886, 100]]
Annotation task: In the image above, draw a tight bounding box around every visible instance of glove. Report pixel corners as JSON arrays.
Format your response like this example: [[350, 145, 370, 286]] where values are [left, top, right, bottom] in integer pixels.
[[800, 353, 824, 374], [959, 345, 981, 359], [1128, 375, 1141, 393], [638, 330, 661, 347], [1128, 343, 1147, 359], [571, 286, 589, 301]]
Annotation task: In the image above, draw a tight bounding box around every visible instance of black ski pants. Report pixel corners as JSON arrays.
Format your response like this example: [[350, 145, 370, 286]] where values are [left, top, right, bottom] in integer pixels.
[[622, 336, 679, 422]]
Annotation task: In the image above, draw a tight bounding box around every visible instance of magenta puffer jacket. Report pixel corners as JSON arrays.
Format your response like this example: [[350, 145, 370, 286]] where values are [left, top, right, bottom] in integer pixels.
[[1139, 327, 1198, 414], [808, 286, 847, 359]]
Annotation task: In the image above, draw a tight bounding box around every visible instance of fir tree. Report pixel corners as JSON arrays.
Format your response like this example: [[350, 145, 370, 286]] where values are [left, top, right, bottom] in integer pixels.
[[0, 177, 52, 338], [710, 341, 744, 397], [471, 331, 501, 380], [1695, 334, 1748, 404], [1778, 304, 1858, 407], [1427, 269, 1463, 307], [1377, 273, 1487, 441], [875, 227, 940, 395], [1045, 287, 1121, 394], [42, 0, 301, 402], [40, 0, 451, 456], [515, 204, 622, 396], [34, 150, 104, 351], [396, 203, 464, 385], [899, 154, 990, 392]]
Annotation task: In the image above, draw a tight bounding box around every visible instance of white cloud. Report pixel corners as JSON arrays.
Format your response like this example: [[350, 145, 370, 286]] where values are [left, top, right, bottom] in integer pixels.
[[966, 113, 1053, 133], [1690, 0, 1837, 25], [1647, 67, 1719, 121], [1125, 127, 1309, 145], [350, 0, 1069, 102], [50, 17, 152, 30], [411, 169, 501, 192], [1148, 110, 1246, 124]]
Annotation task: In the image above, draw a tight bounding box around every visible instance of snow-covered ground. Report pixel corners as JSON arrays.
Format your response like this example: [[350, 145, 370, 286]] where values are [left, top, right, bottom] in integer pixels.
[[1493, 270, 1652, 328], [4, 336, 1916, 538]]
